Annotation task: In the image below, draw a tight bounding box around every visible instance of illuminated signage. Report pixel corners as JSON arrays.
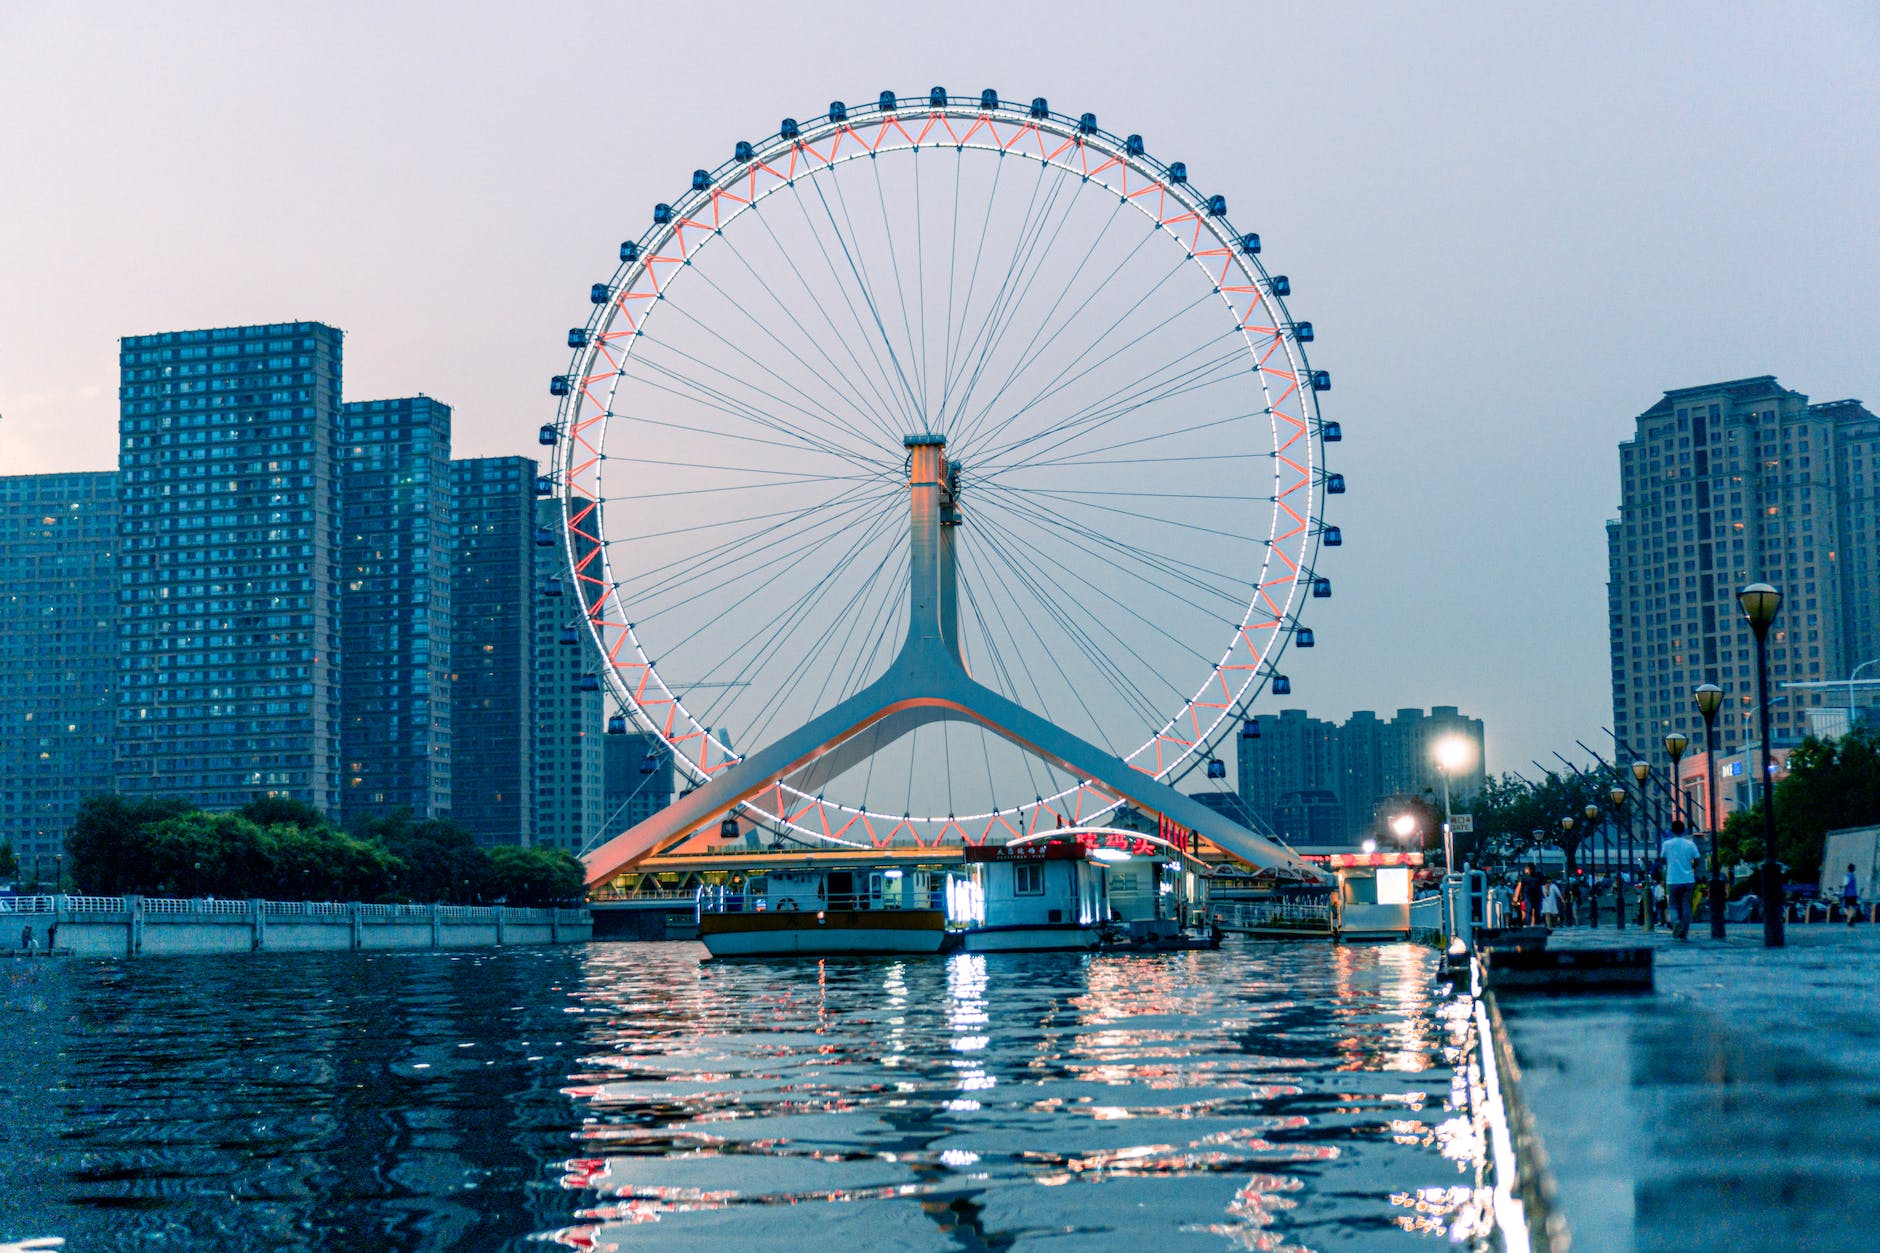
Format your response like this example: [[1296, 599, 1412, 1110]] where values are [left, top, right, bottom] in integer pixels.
[[1328, 851, 1426, 869]]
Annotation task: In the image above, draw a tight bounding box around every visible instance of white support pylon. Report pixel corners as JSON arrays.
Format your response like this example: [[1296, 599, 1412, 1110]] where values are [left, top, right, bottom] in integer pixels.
[[584, 434, 1319, 884]]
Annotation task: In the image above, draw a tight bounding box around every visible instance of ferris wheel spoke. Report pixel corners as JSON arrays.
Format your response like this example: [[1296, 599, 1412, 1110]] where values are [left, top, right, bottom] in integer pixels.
[[953, 560, 1056, 803], [987, 337, 1249, 465], [621, 353, 885, 475], [624, 488, 898, 624], [960, 526, 1118, 744], [972, 488, 1250, 626], [933, 151, 1007, 432], [736, 214, 916, 448], [967, 520, 1171, 739], [867, 156, 930, 416], [960, 252, 1200, 456], [727, 518, 907, 748], [968, 291, 1227, 465], [804, 175, 926, 430], [604, 407, 897, 475], [628, 333, 892, 470], [949, 193, 1129, 452], [980, 413, 1254, 475], [939, 160, 1074, 441], [646, 263, 909, 453], [776, 189, 922, 435], [679, 499, 905, 734]]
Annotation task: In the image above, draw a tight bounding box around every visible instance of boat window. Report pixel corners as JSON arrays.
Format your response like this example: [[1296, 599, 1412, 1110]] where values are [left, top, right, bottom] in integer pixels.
[[1014, 862, 1045, 895]]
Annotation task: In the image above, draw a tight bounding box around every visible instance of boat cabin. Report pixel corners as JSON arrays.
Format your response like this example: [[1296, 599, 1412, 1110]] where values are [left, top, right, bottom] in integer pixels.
[[1330, 850, 1423, 940], [956, 837, 1108, 949]]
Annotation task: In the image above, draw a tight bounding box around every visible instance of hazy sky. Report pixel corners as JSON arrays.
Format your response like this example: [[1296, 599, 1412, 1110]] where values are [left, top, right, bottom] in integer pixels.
[[2, 0, 1876, 780]]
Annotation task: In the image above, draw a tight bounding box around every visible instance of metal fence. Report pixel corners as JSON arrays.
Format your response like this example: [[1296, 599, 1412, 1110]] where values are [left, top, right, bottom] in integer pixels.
[[1214, 899, 1332, 930], [1, 895, 579, 924]]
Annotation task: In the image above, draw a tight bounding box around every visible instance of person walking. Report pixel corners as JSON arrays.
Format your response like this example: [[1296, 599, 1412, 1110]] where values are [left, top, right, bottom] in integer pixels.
[[1661, 820, 1702, 940], [1541, 878, 1562, 930], [1843, 863, 1861, 926], [1516, 864, 1545, 928]]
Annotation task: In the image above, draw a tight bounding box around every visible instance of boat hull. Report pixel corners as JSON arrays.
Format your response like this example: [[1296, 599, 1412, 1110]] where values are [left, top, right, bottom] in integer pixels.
[[700, 908, 949, 957], [961, 923, 1102, 952]]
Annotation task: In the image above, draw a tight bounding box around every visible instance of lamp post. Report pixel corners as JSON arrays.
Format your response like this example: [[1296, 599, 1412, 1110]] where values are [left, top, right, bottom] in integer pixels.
[[1694, 682, 1726, 938], [1846, 657, 1880, 736], [1608, 784, 1627, 930], [1663, 732, 1689, 833], [1739, 581, 1785, 947], [1630, 760, 1650, 927], [1434, 736, 1473, 940]]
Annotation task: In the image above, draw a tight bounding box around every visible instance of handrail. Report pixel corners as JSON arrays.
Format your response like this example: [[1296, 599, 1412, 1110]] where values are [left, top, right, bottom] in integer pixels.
[[5, 894, 585, 922]]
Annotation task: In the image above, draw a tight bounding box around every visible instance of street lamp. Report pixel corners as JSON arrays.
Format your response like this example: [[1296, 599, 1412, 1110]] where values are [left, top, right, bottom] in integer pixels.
[[1663, 731, 1689, 832], [1390, 811, 1418, 842], [1630, 760, 1650, 926], [1738, 581, 1785, 947], [1694, 682, 1727, 938], [1608, 784, 1627, 929]]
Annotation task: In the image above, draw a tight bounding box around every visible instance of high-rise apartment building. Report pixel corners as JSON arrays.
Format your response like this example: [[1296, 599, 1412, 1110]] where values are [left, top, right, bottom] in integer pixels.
[[1609, 377, 1880, 758], [603, 731, 674, 846], [0, 472, 118, 872], [1236, 704, 1486, 846], [1237, 709, 1343, 841], [339, 397, 454, 826], [116, 322, 344, 810], [532, 497, 603, 855], [449, 457, 535, 845]]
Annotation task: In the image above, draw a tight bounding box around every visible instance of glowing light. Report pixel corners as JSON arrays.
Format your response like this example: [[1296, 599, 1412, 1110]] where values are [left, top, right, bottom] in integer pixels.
[[1362, 838, 1378, 854], [1090, 848, 1131, 863], [1434, 735, 1474, 773], [1390, 813, 1417, 839]]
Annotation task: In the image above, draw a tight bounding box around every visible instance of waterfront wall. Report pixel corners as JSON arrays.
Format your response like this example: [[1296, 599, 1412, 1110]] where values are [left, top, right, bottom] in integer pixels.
[[2, 895, 592, 957]]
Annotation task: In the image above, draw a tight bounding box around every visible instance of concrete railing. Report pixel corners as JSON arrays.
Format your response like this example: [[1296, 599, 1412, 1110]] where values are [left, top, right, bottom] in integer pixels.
[[6, 894, 593, 959]]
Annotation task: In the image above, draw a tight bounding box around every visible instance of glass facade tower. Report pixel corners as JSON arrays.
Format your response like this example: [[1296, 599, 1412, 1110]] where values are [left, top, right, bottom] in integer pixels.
[[1609, 377, 1880, 758], [449, 457, 535, 846], [532, 497, 603, 856], [0, 472, 118, 873], [115, 322, 344, 811], [339, 397, 454, 826]]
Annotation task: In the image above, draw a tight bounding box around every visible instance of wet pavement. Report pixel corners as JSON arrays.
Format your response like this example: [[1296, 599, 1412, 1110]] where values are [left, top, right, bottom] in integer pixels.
[[1493, 922, 1880, 1252]]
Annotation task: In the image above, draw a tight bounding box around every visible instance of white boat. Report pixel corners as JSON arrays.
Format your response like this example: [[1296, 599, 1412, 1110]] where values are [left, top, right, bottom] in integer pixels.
[[956, 835, 1109, 952], [698, 863, 951, 956]]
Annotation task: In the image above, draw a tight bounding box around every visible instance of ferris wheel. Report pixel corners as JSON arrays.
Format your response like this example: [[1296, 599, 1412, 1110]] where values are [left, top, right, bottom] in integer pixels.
[[544, 89, 1340, 862]]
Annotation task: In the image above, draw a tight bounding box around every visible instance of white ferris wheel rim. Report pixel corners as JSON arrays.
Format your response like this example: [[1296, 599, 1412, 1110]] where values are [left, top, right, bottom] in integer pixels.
[[548, 91, 1329, 845]]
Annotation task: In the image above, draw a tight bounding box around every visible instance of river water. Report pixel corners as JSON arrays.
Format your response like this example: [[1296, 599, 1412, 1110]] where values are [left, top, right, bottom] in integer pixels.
[[1, 940, 1485, 1251]]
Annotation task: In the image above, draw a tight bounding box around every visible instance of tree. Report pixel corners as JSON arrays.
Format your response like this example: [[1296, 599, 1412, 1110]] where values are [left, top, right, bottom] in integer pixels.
[[482, 847, 587, 907], [0, 840, 16, 881], [66, 793, 196, 893], [240, 794, 330, 832], [1718, 729, 1880, 888], [1470, 765, 1633, 878], [356, 810, 491, 903]]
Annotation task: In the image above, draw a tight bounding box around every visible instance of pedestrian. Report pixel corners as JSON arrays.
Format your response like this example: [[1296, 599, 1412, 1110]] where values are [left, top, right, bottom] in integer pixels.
[[46, 922, 56, 952], [1843, 863, 1861, 927], [1661, 820, 1702, 940], [1516, 863, 1545, 928], [19, 924, 30, 953], [1541, 877, 1562, 930]]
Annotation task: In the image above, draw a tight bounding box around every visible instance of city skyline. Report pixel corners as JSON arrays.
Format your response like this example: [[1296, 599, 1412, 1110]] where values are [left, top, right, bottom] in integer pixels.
[[2, 3, 1876, 778]]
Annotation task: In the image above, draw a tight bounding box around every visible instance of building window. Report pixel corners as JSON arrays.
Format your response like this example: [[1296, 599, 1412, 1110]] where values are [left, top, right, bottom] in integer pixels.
[[1014, 862, 1045, 895]]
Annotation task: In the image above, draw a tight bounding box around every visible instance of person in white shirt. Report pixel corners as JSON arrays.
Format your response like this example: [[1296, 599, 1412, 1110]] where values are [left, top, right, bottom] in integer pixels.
[[1660, 820, 1703, 940], [1541, 878, 1562, 930]]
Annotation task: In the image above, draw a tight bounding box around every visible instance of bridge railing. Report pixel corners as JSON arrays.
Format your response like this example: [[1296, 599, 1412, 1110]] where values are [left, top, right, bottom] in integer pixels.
[[1213, 899, 1331, 930], [5, 895, 586, 924]]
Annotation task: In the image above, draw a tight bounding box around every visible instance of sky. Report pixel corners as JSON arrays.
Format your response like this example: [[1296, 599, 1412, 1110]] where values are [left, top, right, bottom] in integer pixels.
[[2, 0, 1876, 781]]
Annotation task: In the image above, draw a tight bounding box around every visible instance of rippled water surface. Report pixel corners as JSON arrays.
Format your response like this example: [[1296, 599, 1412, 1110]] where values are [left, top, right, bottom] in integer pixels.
[[1, 941, 1480, 1251]]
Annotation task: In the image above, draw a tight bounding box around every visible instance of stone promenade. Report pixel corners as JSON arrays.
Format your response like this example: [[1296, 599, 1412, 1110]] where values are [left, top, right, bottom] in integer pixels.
[[1494, 922, 1880, 1252]]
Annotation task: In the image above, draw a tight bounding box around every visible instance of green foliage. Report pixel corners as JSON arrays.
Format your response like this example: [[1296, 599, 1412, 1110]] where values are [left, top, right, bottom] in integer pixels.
[[353, 810, 490, 903], [66, 793, 197, 894], [482, 847, 587, 907], [239, 794, 330, 832], [1470, 764, 1647, 875], [64, 794, 576, 906], [0, 840, 16, 880], [1718, 729, 1880, 886]]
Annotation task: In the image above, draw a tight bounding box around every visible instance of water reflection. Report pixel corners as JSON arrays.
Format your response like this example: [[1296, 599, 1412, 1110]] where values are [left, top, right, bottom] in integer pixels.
[[1, 941, 1483, 1252], [557, 943, 1480, 1251]]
